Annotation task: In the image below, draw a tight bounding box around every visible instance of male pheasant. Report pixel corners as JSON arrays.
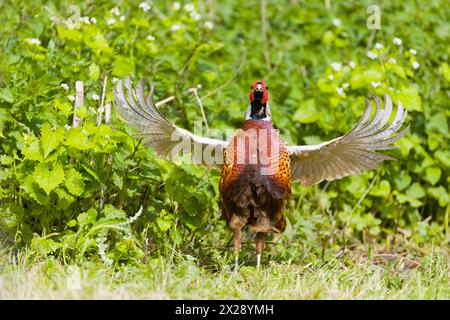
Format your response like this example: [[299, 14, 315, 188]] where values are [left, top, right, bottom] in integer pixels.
[[114, 78, 409, 270]]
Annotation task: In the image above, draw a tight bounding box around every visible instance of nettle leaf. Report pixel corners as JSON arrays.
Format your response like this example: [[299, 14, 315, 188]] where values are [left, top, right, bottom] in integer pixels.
[[33, 162, 65, 195], [425, 167, 441, 186], [112, 172, 123, 190], [77, 208, 97, 226], [65, 168, 85, 196], [103, 204, 127, 221], [81, 164, 101, 182], [21, 176, 49, 205], [40, 123, 64, 159], [54, 188, 75, 209], [22, 140, 43, 161], [65, 127, 91, 150]]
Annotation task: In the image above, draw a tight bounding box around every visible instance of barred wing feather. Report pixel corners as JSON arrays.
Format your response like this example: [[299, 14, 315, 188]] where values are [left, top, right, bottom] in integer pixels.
[[113, 78, 228, 167], [288, 94, 409, 186]]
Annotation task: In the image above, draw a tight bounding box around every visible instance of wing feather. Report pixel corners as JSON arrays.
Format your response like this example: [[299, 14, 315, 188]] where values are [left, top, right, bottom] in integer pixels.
[[288, 94, 409, 186], [114, 77, 228, 167]]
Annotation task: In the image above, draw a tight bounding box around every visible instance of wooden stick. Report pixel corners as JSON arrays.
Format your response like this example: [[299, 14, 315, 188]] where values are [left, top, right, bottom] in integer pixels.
[[104, 102, 111, 125], [73, 81, 84, 128]]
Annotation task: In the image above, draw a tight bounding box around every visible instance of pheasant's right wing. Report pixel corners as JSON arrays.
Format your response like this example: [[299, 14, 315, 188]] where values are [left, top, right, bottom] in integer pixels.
[[113, 78, 228, 167]]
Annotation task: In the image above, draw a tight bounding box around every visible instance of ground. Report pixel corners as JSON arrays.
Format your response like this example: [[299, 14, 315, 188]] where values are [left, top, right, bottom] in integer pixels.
[[1, 246, 449, 299]]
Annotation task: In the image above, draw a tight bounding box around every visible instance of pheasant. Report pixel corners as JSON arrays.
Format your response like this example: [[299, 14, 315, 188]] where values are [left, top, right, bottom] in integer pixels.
[[114, 78, 409, 270]]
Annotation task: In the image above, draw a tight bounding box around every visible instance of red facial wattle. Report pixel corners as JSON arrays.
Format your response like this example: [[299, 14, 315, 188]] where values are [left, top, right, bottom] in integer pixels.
[[249, 80, 269, 104]]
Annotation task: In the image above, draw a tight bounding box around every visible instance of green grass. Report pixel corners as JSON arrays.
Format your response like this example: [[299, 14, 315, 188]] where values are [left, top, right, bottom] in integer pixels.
[[1, 246, 449, 299]]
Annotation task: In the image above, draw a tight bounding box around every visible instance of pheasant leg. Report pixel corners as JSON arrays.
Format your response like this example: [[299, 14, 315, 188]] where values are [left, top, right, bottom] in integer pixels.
[[233, 228, 242, 272], [255, 232, 266, 270]]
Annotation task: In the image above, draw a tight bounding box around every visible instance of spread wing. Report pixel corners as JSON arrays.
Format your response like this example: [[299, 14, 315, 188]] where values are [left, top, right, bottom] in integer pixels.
[[288, 94, 409, 186], [113, 77, 228, 167]]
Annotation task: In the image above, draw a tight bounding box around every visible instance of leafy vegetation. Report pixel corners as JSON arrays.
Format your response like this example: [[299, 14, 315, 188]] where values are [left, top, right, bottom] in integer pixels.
[[0, 0, 449, 299]]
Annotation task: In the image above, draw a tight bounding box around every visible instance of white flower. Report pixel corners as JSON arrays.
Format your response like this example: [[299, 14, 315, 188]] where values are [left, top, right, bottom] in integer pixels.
[[393, 37, 402, 46], [374, 43, 384, 50], [90, 17, 97, 24], [68, 95, 75, 102], [409, 48, 417, 55], [172, 2, 181, 10], [171, 24, 180, 31], [367, 51, 378, 60], [146, 35, 155, 41], [26, 38, 41, 45], [190, 12, 201, 20], [204, 21, 214, 30], [139, 2, 151, 12], [184, 4, 194, 12], [120, 15, 126, 22], [330, 62, 342, 71], [64, 124, 71, 130], [348, 61, 355, 69], [336, 87, 344, 95], [389, 87, 394, 91], [197, 84, 202, 89], [91, 93, 100, 101], [332, 18, 342, 27], [60, 83, 69, 91], [81, 16, 90, 24], [110, 7, 120, 16], [107, 17, 116, 25], [412, 61, 420, 70], [388, 58, 397, 64], [112, 77, 119, 84], [328, 74, 334, 80], [342, 82, 350, 88], [370, 81, 382, 88]]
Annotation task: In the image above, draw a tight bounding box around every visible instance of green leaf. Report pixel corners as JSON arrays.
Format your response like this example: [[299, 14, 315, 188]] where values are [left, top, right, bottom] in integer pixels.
[[398, 85, 422, 112], [112, 172, 123, 190], [370, 180, 391, 198], [40, 123, 64, 159], [428, 186, 450, 207], [21, 176, 49, 205], [65, 168, 85, 196], [54, 188, 75, 209], [33, 162, 65, 195], [77, 208, 97, 226], [406, 182, 426, 199], [435, 150, 450, 168], [426, 112, 448, 135], [81, 164, 101, 182], [425, 167, 441, 186], [0, 87, 14, 103], [394, 174, 411, 191], [22, 140, 43, 161], [64, 128, 91, 150], [103, 204, 127, 221], [293, 99, 318, 123]]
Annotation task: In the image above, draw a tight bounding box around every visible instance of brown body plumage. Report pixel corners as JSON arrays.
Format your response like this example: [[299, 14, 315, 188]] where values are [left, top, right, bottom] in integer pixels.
[[220, 119, 290, 262], [114, 78, 409, 270]]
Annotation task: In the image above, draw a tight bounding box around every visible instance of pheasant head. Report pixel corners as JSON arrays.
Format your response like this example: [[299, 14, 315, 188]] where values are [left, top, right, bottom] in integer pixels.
[[247, 80, 270, 120]]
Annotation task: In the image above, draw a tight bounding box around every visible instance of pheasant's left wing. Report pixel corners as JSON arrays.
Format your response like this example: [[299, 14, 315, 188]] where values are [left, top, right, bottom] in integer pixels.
[[114, 78, 228, 167], [288, 94, 409, 186]]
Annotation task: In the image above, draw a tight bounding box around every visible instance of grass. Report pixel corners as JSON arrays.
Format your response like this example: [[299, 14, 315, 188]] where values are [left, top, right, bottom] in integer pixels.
[[1, 246, 449, 299]]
